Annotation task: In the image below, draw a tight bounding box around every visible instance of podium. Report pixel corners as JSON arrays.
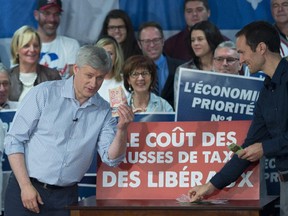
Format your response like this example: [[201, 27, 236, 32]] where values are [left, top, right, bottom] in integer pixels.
[[69, 196, 278, 216]]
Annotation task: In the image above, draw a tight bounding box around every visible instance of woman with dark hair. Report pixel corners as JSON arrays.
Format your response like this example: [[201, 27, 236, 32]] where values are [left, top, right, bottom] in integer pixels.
[[99, 9, 142, 61], [184, 20, 225, 70], [174, 20, 224, 107], [123, 55, 173, 113]]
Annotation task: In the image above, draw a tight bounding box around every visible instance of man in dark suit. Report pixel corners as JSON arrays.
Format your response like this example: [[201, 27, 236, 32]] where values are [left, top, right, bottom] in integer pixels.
[[163, 0, 211, 61], [137, 21, 184, 109]]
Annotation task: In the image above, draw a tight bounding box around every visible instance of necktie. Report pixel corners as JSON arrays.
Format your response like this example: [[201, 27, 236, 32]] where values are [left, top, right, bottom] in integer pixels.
[[153, 66, 160, 95]]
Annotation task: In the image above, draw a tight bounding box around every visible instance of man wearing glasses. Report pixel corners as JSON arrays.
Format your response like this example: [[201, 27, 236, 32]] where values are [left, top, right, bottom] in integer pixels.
[[0, 63, 18, 110], [34, 0, 80, 79], [271, 0, 288, 57], [213, 41, 242, 75], [137, 22, 184, 109]]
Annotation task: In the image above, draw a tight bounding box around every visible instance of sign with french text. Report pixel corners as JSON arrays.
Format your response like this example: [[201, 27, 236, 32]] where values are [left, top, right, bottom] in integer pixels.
[[97, 120, 260, 200], [175, 68, 263, 121]]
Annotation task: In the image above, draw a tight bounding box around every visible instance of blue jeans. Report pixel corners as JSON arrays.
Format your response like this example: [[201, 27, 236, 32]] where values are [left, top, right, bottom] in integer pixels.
[[4, 173, 78, 216]]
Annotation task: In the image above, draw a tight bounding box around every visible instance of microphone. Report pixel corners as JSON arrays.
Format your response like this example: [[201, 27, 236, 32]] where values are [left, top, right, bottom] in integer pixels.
[[73, 118, 78, 122]]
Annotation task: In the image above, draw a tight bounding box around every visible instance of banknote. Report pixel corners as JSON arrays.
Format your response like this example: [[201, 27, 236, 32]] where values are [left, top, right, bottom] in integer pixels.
[[176, 194, 228, 205], [109, 86, 127, 117], [227, 143, 243, 155]]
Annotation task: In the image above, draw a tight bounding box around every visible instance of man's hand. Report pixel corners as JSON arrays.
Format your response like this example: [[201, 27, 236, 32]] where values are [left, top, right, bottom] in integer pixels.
[[116, 104, 134, 130], [21, 183, 44, 213], [238, 142, 263, 162], [188, 182, 217, 202]]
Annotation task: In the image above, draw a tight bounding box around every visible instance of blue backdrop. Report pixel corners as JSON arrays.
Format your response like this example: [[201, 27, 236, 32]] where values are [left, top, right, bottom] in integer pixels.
[[0, 0, 274, 39]]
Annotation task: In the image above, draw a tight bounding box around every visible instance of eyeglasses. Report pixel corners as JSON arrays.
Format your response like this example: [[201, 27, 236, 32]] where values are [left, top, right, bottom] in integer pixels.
[[0, 81, 10, 88], [39, 10, 61, 18], [213, 57, 239, 65], [139, 38, 163, 46], [130, 70, 151, 78], [107, 25, 126, 31]]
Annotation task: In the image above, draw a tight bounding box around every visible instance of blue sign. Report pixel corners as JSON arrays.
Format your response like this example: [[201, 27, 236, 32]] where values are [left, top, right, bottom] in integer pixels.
[[175, 68, 263, 121]]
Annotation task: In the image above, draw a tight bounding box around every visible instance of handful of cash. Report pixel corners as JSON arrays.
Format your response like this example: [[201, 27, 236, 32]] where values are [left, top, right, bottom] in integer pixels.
[[109, 86, 127, 117], [227, 143, 243, 155], [176, 194, 227, 205]]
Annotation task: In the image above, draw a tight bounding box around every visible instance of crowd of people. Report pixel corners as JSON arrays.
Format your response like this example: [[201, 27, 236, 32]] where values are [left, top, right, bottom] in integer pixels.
[[0, 0, 288, 215]]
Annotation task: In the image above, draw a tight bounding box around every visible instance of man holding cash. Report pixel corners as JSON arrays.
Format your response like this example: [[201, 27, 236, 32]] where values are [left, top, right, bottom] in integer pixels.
[[4, 45, 134, 216], [188, 21, 288, 216]]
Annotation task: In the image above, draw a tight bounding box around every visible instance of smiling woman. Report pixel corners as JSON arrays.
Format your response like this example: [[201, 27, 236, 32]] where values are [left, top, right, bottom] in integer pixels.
[[122, 55, 173, 113], [99, 9, 142, 61], [188, 20, 224, 71], [8, 25, 61, 102]]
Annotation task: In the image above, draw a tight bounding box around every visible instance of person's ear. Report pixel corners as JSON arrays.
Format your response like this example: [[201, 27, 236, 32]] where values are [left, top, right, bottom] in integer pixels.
[[257, 42, 267, 55], [137, 40, 143, 50], [207, 9, 211, 19], [73, 64, 79, 75], [34, 10, 40, 21]]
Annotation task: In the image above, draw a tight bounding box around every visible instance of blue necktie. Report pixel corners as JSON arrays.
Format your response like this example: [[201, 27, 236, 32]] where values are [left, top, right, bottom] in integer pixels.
[[153, 66, 160, 95]]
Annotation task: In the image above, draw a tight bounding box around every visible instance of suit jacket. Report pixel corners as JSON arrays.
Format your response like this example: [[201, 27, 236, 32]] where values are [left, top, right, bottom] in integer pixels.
[[164, 28, 192, 61], [9, 64, 61, 101], [161, 55, 184, 109]]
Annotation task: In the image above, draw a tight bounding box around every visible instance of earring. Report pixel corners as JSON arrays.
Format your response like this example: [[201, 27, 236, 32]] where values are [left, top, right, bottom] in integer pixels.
[[129, 85, 132, 91]]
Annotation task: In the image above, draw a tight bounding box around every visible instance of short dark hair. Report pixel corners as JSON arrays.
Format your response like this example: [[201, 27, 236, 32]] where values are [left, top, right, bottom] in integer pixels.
[[138, 21, 164, 40], [235, 21, 280, 53], [122, 55, 157, 93], [184, 0, 210, 11]]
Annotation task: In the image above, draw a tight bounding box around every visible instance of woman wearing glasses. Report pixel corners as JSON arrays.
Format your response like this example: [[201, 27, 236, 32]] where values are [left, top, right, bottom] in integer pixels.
[[99, 9, 141, 61], [123, 55, 173, 113]]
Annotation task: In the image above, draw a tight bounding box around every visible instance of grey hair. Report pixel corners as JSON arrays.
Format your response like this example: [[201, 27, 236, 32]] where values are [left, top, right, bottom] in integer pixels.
[[0, 63, 9, 77], [75, 45, 112, 74], [0, 63, 10, 83], [216, 41, 237, 50], [0, 63, 8, 72]]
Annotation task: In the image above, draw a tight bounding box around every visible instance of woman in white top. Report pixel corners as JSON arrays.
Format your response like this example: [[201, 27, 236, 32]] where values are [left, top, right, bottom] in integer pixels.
[[9, 25, 60, 102], [95, 35, 128, 102]]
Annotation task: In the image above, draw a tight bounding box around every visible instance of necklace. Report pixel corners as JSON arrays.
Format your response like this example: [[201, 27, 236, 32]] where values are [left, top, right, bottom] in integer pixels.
[[130, 93, 149, 113]]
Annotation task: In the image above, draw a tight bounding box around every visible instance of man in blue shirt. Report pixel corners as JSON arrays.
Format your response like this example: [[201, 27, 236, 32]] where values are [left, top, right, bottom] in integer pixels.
[[4, 45, 134, 216], [137, 21, 184, 109], [188, 21, 288, 216]]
